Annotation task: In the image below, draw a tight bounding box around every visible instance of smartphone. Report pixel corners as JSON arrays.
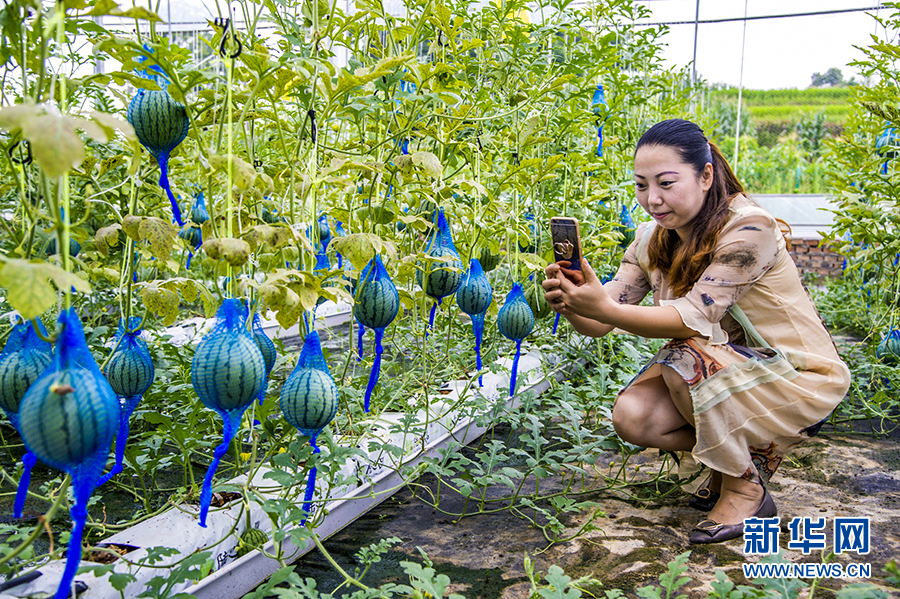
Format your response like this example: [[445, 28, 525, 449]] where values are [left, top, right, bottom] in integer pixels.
[[550, 216, 583, 271]]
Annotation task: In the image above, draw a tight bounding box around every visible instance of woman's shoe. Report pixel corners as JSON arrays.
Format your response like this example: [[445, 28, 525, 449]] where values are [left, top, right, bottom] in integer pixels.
[[688, 475, 720, 511], [689, 487, 777, 545]]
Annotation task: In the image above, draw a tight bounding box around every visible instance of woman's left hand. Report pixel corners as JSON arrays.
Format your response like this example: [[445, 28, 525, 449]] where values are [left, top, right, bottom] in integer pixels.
[[545, 259, 614, 321]]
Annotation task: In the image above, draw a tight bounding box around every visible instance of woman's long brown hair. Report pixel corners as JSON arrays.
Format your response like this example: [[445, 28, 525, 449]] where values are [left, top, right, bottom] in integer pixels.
[[638, 120, 745, 298]]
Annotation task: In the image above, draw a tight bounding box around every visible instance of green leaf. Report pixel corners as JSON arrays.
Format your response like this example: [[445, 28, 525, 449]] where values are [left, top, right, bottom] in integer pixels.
[[88, 0, 163, 20], [0, 259, 92, 320], [331, 233, 380, 270], [0, 260, 58, 320]]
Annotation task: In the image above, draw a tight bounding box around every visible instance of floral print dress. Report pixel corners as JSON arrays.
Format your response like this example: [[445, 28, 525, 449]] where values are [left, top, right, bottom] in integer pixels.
[[605, 195, 851, 483]]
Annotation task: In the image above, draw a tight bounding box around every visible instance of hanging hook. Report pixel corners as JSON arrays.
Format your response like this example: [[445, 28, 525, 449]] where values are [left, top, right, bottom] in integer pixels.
[[8, 140, 33, 166], [308, 109, 317, 145], [215, 17, 242, 59]]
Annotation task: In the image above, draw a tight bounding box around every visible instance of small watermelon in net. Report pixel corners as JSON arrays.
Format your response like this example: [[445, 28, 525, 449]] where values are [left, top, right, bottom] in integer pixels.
[[19, 308, 120, 599], [497, 283, 535, 397]]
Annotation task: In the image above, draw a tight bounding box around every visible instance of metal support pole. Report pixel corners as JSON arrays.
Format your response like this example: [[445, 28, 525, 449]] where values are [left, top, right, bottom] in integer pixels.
[[691, 0, 700, 86]]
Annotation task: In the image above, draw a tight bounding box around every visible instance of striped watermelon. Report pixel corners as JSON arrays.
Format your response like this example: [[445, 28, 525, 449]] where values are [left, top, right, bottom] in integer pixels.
[[354, 255, 399, 330], [498, 283, 535, 341], [280, 330, 339, 438], [420, 245, 463, 299], [99, 319, 155, 487], [47, 237, 81, 258], [418, 208, 463, 300], [478, 247, 502, 272], [17, 308, 120, 599], [236, 527, 268, 557], [253, 327, 277, 377], [0, 321, 52, 421], [190, 189, 209, 224], [126, 51, 190, 226], [877, 329, 900, 365], [191, 299, 266, 413], [19, 310, 119, 472], [179, 225, 203, 249], [456, 259, 492, 316], [105, 324, 155, 400], [524, 275, 551, 320]]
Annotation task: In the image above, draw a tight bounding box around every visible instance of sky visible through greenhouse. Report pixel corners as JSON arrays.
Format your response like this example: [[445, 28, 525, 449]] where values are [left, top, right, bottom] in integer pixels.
[[635, 0, 896, 89], [151, 0, 896, 90]]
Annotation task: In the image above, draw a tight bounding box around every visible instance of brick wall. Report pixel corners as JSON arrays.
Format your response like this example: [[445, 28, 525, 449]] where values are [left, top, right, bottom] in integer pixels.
[[788, 237, 845, 278]]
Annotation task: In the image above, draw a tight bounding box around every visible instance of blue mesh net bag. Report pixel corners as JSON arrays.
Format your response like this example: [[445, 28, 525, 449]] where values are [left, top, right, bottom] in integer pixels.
[[497, 283, 535, 397], [353, 255, 399, 412], [279, 330, 339, 524], [191, 298, 265, 527], [18, 309, 120, 599], [0, 318, 52, 517], [455, 259, 493, 387], [98, 317, 155, 485]]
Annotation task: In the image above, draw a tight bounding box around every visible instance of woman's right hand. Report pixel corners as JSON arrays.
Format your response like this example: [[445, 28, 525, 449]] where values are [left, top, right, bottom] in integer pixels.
[[543, 261, 583, 313]]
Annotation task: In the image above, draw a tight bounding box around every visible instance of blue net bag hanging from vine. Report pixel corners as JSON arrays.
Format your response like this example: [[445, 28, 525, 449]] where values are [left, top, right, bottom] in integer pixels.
[[455, 259, 493, 387], [497, 283, 535, 397], [418, 208, 463, 335], [126, 45, 190, 226], [98, 318, 155, 486], [190, 299, 265, 527], [877, 328, 900, 366], [251, 310, 277, 406], [18, 309, 120, 599], [591, 83, 608, 158], [617, 204, 636, 249], [279, 330, 340, 525], [0, 318, 52, 518], [353, 255, 399, 412]]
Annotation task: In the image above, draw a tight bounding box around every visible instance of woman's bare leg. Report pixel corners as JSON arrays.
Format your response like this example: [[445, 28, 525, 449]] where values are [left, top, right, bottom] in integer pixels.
[[707, 474, 765, 525], [612, 366, 695, 452]]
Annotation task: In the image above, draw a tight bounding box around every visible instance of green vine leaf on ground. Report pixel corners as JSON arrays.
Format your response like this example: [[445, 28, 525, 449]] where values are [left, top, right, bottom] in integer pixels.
[[0, 259, 92, 320], [539, 565, 582, 599], [400, 561, 465, 599]]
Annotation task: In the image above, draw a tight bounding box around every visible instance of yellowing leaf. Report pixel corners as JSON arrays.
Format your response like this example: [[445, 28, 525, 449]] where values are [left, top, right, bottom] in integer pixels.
[[296, 284, 319, 312], [122, 215, 142, 241], [139, 283, 179, 326], [138, 217, 177, 261], [411, 151, 442, 179], [95, 223, 122, 256], [218, 237, 252, 267], [331, 233, 379, 270], [209, 154, 258, 190], [88, 0, 163, 21]]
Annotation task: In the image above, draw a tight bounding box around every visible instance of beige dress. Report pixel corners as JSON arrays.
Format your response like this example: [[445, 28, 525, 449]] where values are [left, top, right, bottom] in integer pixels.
[[606, 195, 851, 483]]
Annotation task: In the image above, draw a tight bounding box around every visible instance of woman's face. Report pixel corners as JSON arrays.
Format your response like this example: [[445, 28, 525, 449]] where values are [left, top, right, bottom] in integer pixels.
[[633, 144, 713, 240]]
